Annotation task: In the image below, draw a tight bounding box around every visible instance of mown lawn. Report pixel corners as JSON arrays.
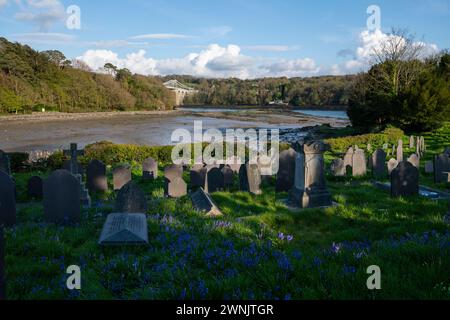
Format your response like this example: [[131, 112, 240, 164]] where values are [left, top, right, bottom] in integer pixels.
[[3, 124, 450, 300]]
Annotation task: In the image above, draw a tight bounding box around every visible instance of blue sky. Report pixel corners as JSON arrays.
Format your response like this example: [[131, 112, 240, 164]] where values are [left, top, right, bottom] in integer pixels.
[[1, 0, 449, 78]]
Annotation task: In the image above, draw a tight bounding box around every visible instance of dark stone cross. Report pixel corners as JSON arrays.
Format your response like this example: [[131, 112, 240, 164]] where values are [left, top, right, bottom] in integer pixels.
[[63, 143, 84, 175]]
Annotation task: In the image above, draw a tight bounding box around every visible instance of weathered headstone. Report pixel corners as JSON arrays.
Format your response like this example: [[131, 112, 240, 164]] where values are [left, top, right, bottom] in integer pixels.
[[115, 181, 148, 213], [191, 188, 222, 217], [86, 160, 108, 193], [63, 143, 84, 175], [420, 137, 426, 153], [343, 147, 354, 169], [190, 164, 207, 190], [0, 150, 10, 175], [221, 165, 234, 189], [27, 176, 43, 199], [330, 158, 346, 177], [43, 170, 80, 224], [425, 161, 434, 174], [0, 171, 16, 227], [372, 149, 386, 178], [409, 136, 415, 149], [164, 164, 183, 181], [387, 158, 399, 175], [63, 160, 85, 176], [416, 137, 421, 156], [165, 176, 187, 198], [397, 140, 403, 162], [275, 149, 296, 192], [226, 156, 242, 173], [434, 153, 450, 183], [113, 165, 132, 191], [391, 161, 419, 197], [0, 226, 5, 300], [206, 167, 224, 193], [352, 149, 367, 177], [407, 154, 420, 169], [239, 163, 262, 195], [98, 213, 148, 246], [142, 157, 158, 180], [290, 141, 332, 208]]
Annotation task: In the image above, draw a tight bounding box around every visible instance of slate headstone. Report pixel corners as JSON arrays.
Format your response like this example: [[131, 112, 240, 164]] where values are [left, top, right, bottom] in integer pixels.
[[0, 226, 5, 300], [43, 170, 80, 225], [27, 176, 43, 199], [206, 167, 224, 193], [86, 160, 108, 193], [113, 165, 132, 191], [425, 161, 434, 174], [434, 153, 450, 183], [221, 165, 234, 189], [330, 158, 346, 177], [239, 163, 262, 195], [391, 161, 419, 197], [0, 171, 16, 227], [191, 188, 222, 217], [0, 150, 10, 175], [190, 164, 207, 190], [387, 158, 399, 175], [63, 160, 85, 176], [372, 149, 386, 178], [407, 154, 420, 169], [142, 157, 158, 180], [275, 149, 296, 192], [352, 149, 367, 177], [115, 181, 148, 213], [99, 213, 148, 246]]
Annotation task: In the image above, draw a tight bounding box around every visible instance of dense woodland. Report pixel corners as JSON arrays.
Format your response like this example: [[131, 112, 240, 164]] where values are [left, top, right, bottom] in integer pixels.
[[0, 38, 176, 114], [160, 75, 355, 107]]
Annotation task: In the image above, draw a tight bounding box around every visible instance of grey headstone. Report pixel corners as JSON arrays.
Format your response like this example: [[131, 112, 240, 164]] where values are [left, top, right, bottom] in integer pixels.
[[0, 171, 16, 227], [330, 158, 346, 177], [98, 213, 148, 246], [0, 150, 10, 175], [113, 165, 132, 191], [86, 160, 108, 193], [290, 141, 332, 208], [275, 149, 296, 192], [63, 160, 85, 176], [225, 156, 242, 173], [0, 226, 5, 300], [409, 136, 414, 149], [425, 161, 434, 174], [165, 176, 187, 198], [142, 157, 158, 180], [191, 188, 222, 217], [387, 158, 399, 175], [434, 153, 450, 183], [343, 147, 354, 169], [391, 161, 419, 197], [372, 149, 387, 178], [164, 164, 183, 181], [352, 149, 367, 177], [416, 137, 421, 156], [397, 140, 403, 162], [239, 163, 262, 195], [27, 176, 43, 199], [115, 181, 148, 213], [43, 170, 80, 225], [190, 164, 207, 190], [221, 165, 234, 189], [63, 143, 84, 175], [407, 154, 420, 169], [206, 167, 224, 193]]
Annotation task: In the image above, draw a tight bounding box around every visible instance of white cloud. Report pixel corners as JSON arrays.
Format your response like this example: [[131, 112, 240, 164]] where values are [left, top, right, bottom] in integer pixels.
[[14, 0, 65, 31], [0, 0, 8, 8]]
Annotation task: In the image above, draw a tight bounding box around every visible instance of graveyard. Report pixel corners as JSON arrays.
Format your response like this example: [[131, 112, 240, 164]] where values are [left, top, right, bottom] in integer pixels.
[[0, 122, 449, 300]]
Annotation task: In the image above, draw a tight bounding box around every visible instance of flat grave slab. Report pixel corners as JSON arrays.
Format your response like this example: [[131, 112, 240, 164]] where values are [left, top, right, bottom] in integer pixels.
[[374, 182, 450, 200], [98, 213, 148, 246], [191, 188, 222, 217]]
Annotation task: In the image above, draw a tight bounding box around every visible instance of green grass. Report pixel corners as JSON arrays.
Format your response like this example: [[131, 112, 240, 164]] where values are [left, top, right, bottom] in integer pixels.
[[3, 124, 450, 300]]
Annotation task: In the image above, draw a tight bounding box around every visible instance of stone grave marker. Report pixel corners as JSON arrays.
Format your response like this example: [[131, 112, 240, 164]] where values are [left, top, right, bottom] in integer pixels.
[[275, 149, 296, 192], [391, 161, 419, 197], [409, 136, 415, 149], [343, 147, 354, 169], [330, 158, 346, 177], [397, 140, 403, 162], [0, 171, 16, 227], [86, 160, 108, 193], [372, 149, 386, 178], [221, 165, 234, 189], [63, 160, 85, 176], [115, 181, 148, 213], [190, 164, 207, 190], [416, 137, 421, 156], [226, 156, 242, 173], [206, 167, 224, 193], [113, 165, 132, 191], [407, 154, 420, 169], [239, 163, 262, 195], [142, 157, 158, 180], [27, 176, 43, 199], [43, 170, 80, 225], [63, 143, 84, 175], [98, 213, 148, 246], [387, 158, 399, 175], [164, 165, 187, 197], [0, 150, 10, 175], [352, 149, 367, 177], [290, 141, 332, 208], [164, 164, 183, 181], [425, 161, 434, 174], [0, 226, 5, 300], [434, 153, 450, 183], [191, 188, 222, 217]]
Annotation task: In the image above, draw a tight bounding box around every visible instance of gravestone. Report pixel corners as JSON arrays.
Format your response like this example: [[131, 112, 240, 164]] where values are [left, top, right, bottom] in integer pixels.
[[409, 136, 414, 149], [221, 165, 234, 189], [86, 160, 108, 193], [190, 164, 207, 190], [387, 158, 399, 175], [407, 154, 420, 169], [397, 140, 403, 162], [142, 157, 158, 180], [258, 155, 275, 176], [239, 164, 262, 195], [27, 176, 43, 199], [0, 150, 10, 175], [226, 156, 242, 173], [275, 149, 296, 192], [330, 158, 346, 177], [289, 141, 332, 208], [165, 177, 187, 198], [113, 165, 132, 191], [98, 213, 148, 246], [191, 188, 222, 217], [420, 137, 426, 153], [43, 170, 80, 225], [391, 161, 419, 197], [63, 161, 85, 176], [63, 143, 84, 175], [206, 167, 224, 193], [0, 226, 5, 300], [372, 149, 386, 178], [425, 161, 434, 174], [352, 149, 367, 177], [164, 164, 183, 181], [416, 137, 421, 156], [115, 181, 148, 213], [0, 171, 16, 227], [434, 153, 450, 183], [343, 147, 354, 169]]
